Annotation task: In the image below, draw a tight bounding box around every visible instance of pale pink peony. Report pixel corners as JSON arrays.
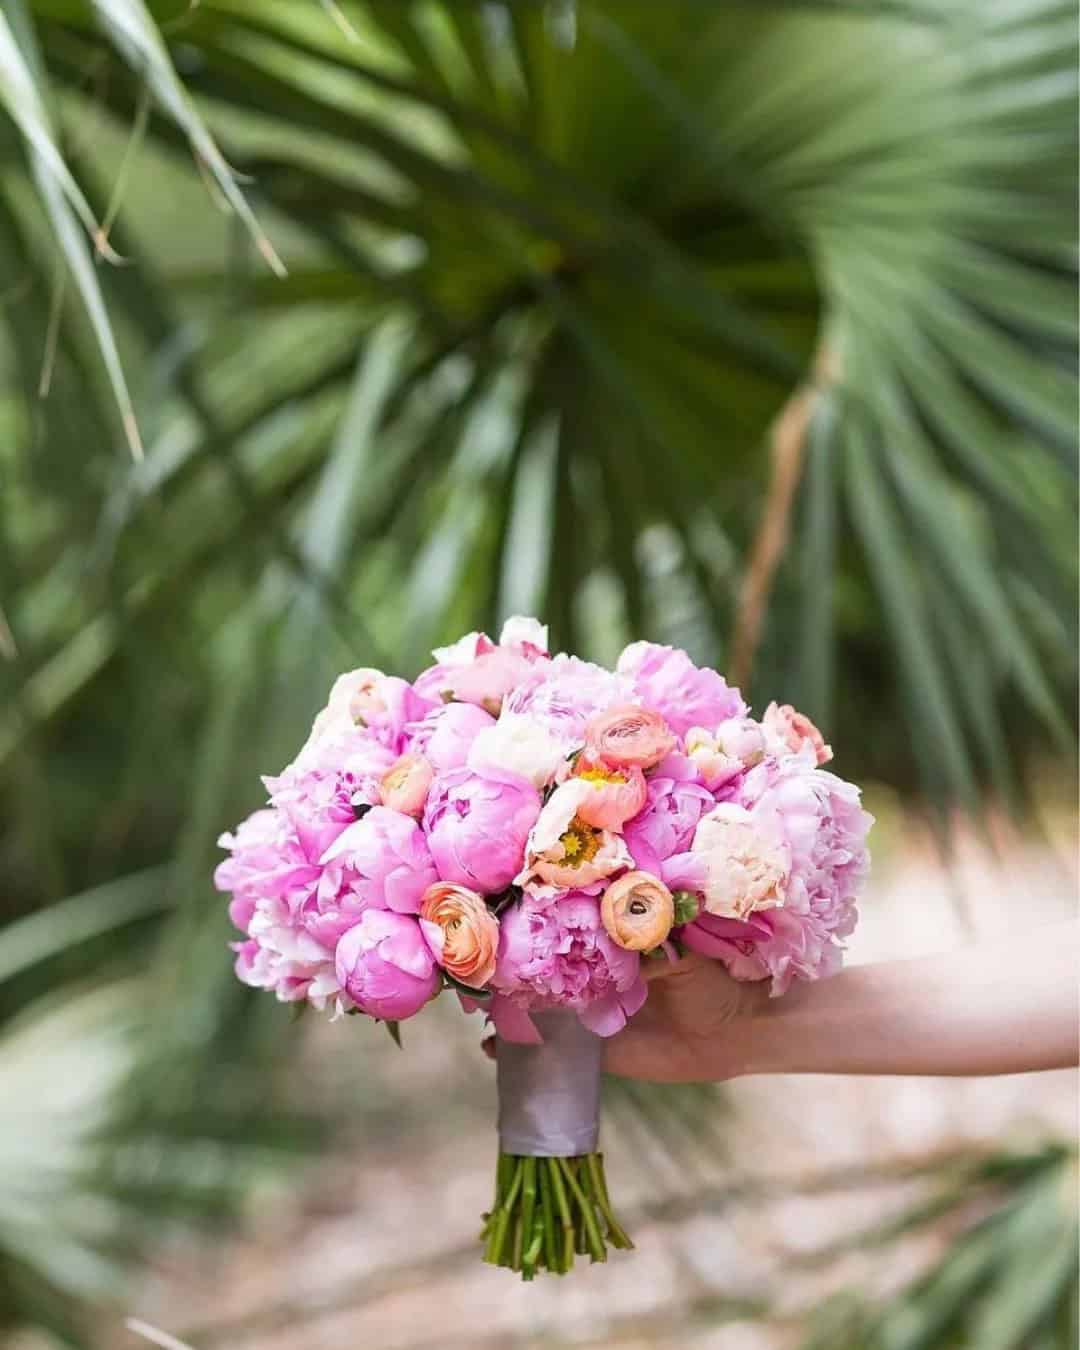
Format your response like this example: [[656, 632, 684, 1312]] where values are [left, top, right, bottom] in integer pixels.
[[763, 701, 833, 765], [617, 641, 746, 736], [677, 756, 872, 994], [685, 717, 767, 789], [406, 701, 495, 772], [570, 752, 647, 831], [496, 615, 549, 655], [679, 803, 790, 920], [380, 753, 434, 817], [516, 780, 633, 892], [424, 766, 541, 894], [419, 882, 499, 989], [467, 712, 567, 789], [335, 909, 441, 1020], [491, 891, 647, 1040], [584, 704, 676, 770], [304, 669, 434, 757], [320, 805, 439, 914]]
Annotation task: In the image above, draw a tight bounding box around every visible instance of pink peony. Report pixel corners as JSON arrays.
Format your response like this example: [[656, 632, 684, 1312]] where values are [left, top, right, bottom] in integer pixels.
[[335, 909, 441, 1020], [220, 817, 347, 1013], [623, 772, 715, 876], [233, 905, 342, 1011], [215, 807, 319, 933], [617, 641, 746, 736], [516, 780, 633, 892], [406, 701, 495, 772], [570, 752, 647, 831], [503, 654, 632, 751], [380, 753, 434, 817], [491, 891, 647, 1040], [413, 617, 549, 714], [763, 701, 833, 765], [424, 766, 541, 894], [320, 805, 439, 914], [677, 757, 872, 994]]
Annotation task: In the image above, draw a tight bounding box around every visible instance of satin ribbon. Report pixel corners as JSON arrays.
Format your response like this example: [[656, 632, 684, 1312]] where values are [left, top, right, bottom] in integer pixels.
[[496, 1011, 602, 1156]]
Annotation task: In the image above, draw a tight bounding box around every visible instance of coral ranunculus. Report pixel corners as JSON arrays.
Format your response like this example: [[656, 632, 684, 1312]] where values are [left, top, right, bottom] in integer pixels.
[[570, 752, 647, 831], [419, 882, 499, 989], [583, 704, 676, 770]]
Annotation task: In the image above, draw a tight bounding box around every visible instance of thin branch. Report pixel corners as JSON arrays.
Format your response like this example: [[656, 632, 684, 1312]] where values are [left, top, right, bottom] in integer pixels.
[[730, 345, 836, 690]]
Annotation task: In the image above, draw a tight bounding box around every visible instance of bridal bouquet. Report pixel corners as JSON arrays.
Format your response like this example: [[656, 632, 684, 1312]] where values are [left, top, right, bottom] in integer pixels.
[[215, 619, 872, 1277]]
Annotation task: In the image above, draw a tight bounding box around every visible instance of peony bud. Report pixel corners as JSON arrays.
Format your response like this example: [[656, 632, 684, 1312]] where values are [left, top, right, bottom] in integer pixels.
[[671, 889, 701, 926], [762, 701, 832, 765], [600, 871, 675, 952]]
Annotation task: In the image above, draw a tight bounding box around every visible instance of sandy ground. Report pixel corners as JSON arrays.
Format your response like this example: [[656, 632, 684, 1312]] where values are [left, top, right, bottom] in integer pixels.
[[104, 806, 1077, 1350]]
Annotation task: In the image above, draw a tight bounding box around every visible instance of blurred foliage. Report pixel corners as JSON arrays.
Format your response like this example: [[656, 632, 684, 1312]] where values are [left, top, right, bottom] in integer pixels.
[[0, 0, 1076, 1344], [801, 1144, 1079, 1350]]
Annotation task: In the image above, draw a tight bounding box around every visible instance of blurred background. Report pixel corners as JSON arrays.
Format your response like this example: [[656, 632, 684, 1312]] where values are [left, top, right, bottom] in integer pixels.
[[0, 1, 1077, 1347]]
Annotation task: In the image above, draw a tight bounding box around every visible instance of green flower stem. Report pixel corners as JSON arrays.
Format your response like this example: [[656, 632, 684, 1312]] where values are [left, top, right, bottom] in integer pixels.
[[483, 1156, 524, 1266], [547, 1154, 575, 1272], [482, 1152, 630, 1277], [587, 1152, 634, 1249], [557, 1157, 606, 1263], [538, 1159, 559, 1273]]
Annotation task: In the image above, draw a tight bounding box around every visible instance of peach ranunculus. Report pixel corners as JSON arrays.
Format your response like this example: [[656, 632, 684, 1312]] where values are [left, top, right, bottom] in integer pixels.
[[583, 704, 676, 770], [515, 780, 633, 892], [691, 804, 790, 920], [570, 752, 648, 831], [419, 883, 500, 989], [762, 701, 832, 765], [600, 871, 674, 951], [380, 753, 434, 817]]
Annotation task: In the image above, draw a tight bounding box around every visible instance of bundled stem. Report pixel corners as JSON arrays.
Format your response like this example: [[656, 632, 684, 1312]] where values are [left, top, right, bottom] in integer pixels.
[[480, 1152, 633, 1278]]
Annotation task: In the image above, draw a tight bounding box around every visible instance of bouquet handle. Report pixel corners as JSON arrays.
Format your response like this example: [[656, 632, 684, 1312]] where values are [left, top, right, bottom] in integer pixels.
[[483, 1012, 633, 1277]]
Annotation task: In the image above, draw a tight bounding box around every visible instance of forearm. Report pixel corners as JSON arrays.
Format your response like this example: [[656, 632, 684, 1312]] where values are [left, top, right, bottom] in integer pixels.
[[739, 920, 1079, 1078]]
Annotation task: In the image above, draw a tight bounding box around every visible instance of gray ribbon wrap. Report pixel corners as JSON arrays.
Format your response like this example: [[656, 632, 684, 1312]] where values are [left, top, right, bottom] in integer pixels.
[[496, 1012, 602, 1156]]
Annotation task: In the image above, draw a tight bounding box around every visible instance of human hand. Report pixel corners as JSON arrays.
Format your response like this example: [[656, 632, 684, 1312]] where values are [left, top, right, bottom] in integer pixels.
[[602, 951, 765, 1083]]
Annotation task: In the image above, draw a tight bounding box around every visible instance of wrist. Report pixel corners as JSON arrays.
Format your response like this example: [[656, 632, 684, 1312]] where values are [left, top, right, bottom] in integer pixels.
[[725, 977, 782, 1078], [731, 976, 808, 1077]]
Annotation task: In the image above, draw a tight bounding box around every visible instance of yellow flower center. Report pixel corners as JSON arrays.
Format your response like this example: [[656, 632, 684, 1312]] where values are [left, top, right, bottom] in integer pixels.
[[558, 818, 601, 866], [577, 767, 627, 786]]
